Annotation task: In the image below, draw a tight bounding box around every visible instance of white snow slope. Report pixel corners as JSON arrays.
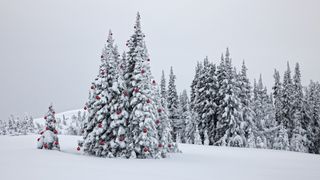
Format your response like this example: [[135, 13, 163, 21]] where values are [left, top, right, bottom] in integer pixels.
[[0, 135, 319, 180]]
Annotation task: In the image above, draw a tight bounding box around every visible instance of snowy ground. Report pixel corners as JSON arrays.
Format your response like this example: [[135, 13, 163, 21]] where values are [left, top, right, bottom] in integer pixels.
[[1, 135, 320, 180]]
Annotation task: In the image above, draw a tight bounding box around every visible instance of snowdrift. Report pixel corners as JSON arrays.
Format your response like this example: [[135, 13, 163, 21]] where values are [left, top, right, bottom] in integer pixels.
[[0, 135, 319, 180]]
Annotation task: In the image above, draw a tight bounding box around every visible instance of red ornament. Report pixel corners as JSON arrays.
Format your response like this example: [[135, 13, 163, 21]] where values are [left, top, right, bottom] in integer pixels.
[[44, 116, 47, 120], [37, 138, 40, 142], [99, 140, 105, 145], [46, 127, 49, 130], [143, 147, 149, 152], [44, 143, 48, 149], [155, 119, 160, 124], [119, 135, 125, 141], [101, 72, 105, 75], [126, 43, 128, 46], [77, 147, 80, 151], [134, 88, 139, 93], [158, 144, 163, 148], [54, 141, 59, 145], [40, 131, 44, 135], [84, 106, 87, 110], [96, 95, 101, 100], [143, 128, 147, 133], [53, 130, 58, 134], [141, 69, 145, 74], [152, 80, 156, 84], [168, 144, 172, 148], [91, 86, 95, 90], [123, 91, 128, 96], [98, 123, 102, 128], [146, 99, 151, 103], [116, 110, 122, 115], [158, 109, 162, 113], [147, 58, 150, 62]]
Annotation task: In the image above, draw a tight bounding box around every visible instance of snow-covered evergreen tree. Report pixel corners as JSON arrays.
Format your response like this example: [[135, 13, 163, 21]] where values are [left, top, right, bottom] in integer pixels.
[[214, 48, 244, 147], [80, 30, 129, 157], [167, 66, 181, 141], [237, 61, 254, 147], [281, 62, 294, 138], [305, 81, 320, 154], [273, 69, 283, 125], [37, 104, 60, 150], [290, 63, 309, 152], [273, 123, 290, 151], [124, 13, 160, 158]]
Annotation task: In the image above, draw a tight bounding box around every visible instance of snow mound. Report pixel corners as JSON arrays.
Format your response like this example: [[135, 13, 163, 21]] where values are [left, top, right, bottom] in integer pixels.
[[0, 135, 319, 180]]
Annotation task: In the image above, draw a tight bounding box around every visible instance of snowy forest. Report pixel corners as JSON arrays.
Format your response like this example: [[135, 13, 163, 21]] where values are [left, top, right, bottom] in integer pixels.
[[1, 13, 320, 158]]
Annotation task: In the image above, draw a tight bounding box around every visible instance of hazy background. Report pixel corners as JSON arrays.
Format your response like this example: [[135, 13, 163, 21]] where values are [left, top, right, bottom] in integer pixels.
[[0, 0, 319, 120]]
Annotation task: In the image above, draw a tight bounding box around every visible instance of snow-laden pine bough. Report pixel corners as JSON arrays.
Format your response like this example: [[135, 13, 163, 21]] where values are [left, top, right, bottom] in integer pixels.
[[37, 104, 60, 150]]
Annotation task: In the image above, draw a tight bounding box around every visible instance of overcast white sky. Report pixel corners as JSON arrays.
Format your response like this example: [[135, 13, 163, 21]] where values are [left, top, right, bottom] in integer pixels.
[[0, 0, 319, 120]]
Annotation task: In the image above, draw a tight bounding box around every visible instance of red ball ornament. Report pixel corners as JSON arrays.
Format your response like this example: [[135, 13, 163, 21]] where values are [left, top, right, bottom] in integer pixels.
[[143, 147, 149, 152], [98, 123, 102, 128], [146, 99, 151, 103], [96, 95, 101, 100], [134, 88, 139, 93], [37, 138, 40, 142], [126, 43, 128, 46], [46, 127, 49, 130], [143, 128, 147, 133], [44, 116, 47, 120], [99, 140, 105, 145], [91, 86, 95, 90], [123, 91, 128, 96], [84, 106, 87, 110], [158, 144, 163, 148], [141, 69, 145, 74], [101, 72, 105, 75], [116, 110, 122, 115], [54, 141, 59, 145], [53, 130, 58, 134], [155, 119, 160, 124], [168, 144, 172, 148], [152, 80, 156, 84], [44, 143, 48, 149], [40, 131, 44, 135], [158, 109, 162, 113], [147, 58, 150, 62], [77, 147, 80, 151], [119, 135, 125, 141]]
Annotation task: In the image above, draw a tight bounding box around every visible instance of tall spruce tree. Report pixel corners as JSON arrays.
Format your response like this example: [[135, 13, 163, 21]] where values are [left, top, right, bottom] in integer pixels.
[[124, 13, 160, 158], [214, 48, 244, 147], [282, 62, 294, 138], [167, 66, 180, 141], [237, 61, 254, 147]]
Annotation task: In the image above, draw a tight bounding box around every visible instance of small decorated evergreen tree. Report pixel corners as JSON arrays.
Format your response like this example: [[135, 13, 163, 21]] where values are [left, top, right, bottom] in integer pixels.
[[37, 104, 60, 150]]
